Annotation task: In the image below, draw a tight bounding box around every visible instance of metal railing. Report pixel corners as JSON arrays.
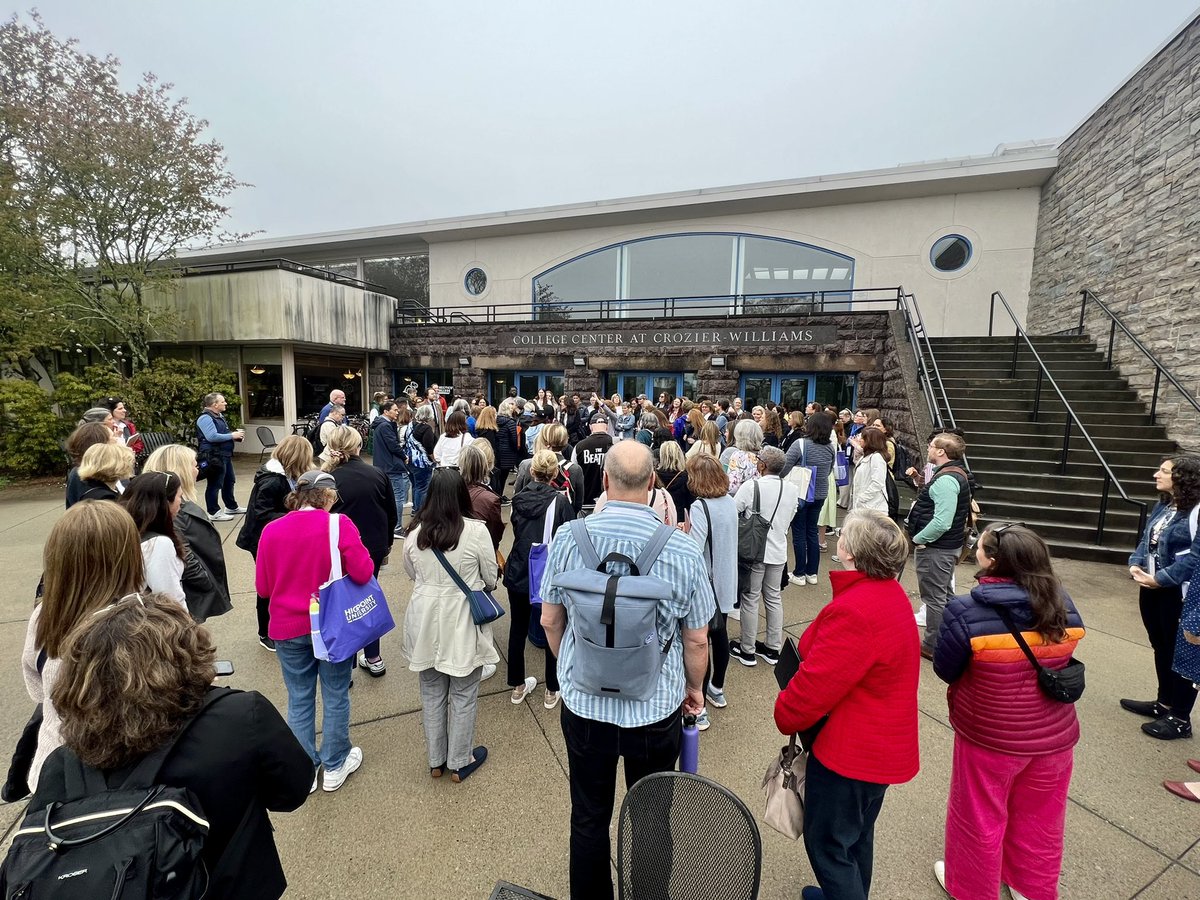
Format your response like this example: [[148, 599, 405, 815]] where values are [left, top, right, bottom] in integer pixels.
[[1078, 288, 1200, 425], [900, 291, 957, 432], [393, 287, 907, 325], [989, 290, 1147, 544]]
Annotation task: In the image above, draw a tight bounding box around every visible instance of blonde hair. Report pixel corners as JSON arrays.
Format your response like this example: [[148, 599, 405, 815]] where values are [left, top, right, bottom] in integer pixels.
[[475, 405, 498, 431], [143, 444, 199, 504], [530, 449, 560, 483], [839, 510, 909, 580], [657, 440, 685, 471], [459, 441, 493, 485], [540, 423, 569, 452], [273, 435, 315, 480], [78, 442, 135, 486], [38, 501, 145, 658], [321, 427, 363, 472]]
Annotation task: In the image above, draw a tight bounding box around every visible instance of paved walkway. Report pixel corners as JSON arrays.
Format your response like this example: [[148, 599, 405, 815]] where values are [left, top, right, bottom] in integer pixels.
[[1, 459, 1198, 898]]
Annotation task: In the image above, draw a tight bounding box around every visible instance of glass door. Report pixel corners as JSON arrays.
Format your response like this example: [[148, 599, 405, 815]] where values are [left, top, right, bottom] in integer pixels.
[[517, 374, 541, 399], [742, 376, 773, 409], [780, 377, 810, 411]]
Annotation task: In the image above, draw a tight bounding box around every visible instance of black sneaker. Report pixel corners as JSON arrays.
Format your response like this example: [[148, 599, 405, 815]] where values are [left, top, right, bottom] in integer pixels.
[[728, 640, 757, 667], [1142, 715, 1192, 740], [258, 636, 277, 652], [755, 641, 780, 665], [1120, 698, 1169, 718]]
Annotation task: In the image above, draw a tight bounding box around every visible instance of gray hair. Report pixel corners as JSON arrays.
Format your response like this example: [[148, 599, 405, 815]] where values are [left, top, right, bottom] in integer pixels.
[[639, 413, 659, 430], [840, 509, 909, 580], [201, 392, 224, 409], [758, 445, 786, 475], [414, 404, 435, 424], [451, 398, 471, 416], [79, 407, 112, 425], [733, 419, 763, 452], [329, 404, 345, 417]]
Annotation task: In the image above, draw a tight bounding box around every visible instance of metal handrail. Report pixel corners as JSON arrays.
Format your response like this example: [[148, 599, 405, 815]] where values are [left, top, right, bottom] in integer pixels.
[[1079, 288, 1200, 424], [394, 286, 906, 325], [904, 292, 957, 430], [898, 290, 940, 427], [989, 291, 1147, 544]]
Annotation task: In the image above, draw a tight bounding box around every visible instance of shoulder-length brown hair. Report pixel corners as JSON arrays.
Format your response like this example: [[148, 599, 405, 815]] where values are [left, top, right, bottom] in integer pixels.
[[52, 593, 215, 770], [475, 405, 498, 431], [686, 454, 730, 499], [38, 501, 145, 658], [978, 525, 1068, 643]]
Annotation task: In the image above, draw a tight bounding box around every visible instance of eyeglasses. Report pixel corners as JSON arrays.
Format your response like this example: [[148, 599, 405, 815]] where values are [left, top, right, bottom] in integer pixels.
[[991, 522, 1025, 544]]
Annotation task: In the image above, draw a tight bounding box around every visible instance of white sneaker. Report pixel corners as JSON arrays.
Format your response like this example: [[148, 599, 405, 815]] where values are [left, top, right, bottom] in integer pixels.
[[727, 608, 740, 621], [511, 676, 537, 704], [1007, 887, 1031, 900], [915, 603, 927, 627], [226, 506, 248, 515], [481, 663, 497, 681], [933, 860, 948, 894], [209, 510, 234, 522], [695, 709, 711, 731], [322, 747, 362, 792], [805, 574, 818, 585], [543, 689, 560, 710], [310, 770, 319, 794]]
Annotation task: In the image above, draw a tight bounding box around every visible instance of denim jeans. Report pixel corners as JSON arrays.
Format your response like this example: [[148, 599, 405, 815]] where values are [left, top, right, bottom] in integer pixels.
[[790, 499, 822, 576], [410, 466, 432, 515], [203, 454, 239, 514], [275, 635, 354, 770], [388, 471, 410, 529]]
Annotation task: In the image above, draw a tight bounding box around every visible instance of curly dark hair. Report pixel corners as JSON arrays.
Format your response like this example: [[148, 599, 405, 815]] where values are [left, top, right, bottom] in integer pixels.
[[52, 593, 216, 770], [1167, 456, 1200, 510]]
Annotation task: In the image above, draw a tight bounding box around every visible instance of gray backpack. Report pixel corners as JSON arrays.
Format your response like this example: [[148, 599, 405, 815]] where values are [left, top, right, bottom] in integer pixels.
[[555, 519, 678, 701]]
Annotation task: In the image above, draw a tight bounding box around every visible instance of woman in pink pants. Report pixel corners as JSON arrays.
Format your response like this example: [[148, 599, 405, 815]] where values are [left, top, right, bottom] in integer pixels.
[[932, 524, 1086, 900]]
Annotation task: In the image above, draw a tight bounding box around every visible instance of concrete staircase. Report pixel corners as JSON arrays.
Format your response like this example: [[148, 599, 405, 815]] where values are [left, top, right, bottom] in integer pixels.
[[923, 334, 1172, 564]]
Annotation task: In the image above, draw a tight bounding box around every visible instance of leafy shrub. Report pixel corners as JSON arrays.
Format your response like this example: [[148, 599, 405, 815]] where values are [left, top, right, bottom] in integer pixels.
[[0, 379, 72, 477]]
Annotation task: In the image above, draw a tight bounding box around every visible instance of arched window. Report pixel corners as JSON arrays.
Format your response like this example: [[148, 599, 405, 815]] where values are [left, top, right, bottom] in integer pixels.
[[532, 233, 853, 318]]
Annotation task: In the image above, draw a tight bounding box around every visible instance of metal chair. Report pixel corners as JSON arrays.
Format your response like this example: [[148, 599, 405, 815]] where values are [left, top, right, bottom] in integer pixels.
[[256, 425, 278, 461], [488, 882, 555, 900], [617, 771, 761, 900]]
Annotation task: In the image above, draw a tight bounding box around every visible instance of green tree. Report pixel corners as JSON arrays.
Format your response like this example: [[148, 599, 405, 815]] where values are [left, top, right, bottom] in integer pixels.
[[0, 12, 251, 374]]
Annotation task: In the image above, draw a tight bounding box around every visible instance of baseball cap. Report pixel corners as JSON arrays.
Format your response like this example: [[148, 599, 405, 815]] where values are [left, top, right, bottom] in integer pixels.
[[296, 470, 336, 491], [590, 411, 609, 426]]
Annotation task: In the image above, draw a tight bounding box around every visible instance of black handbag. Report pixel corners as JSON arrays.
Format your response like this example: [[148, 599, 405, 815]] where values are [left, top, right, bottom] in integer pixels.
[[994, 606, 1085, 704], [737, 481, 783, 566]]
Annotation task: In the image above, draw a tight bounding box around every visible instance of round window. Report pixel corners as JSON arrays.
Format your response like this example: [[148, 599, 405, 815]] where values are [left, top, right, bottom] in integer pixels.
[[930, 235, 972, 272], [464, 267, 488, 296]]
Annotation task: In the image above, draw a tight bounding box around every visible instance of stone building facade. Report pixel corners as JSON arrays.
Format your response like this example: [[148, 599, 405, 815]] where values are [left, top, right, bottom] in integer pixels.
[[1027, 15, 1200, 446]]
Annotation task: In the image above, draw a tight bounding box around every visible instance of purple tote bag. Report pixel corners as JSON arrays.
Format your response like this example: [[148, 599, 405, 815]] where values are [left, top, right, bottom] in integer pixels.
[[316, 514, 395, 663], [527, 496, 558, 607]]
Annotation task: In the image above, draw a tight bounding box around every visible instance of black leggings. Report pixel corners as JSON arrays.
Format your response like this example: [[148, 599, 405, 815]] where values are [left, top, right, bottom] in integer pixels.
[[704, 612, 729, 695], [506, 588, 559, 691], [1139, 584, 1198, 719], [491, 467, 513, 499]]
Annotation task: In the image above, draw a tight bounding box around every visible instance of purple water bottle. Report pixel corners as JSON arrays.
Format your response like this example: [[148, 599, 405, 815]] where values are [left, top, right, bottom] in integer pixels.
[[679, 715, 699, 774]]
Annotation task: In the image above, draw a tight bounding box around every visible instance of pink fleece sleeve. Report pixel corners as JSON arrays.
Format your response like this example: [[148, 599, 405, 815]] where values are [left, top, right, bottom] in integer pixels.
[[336, 515, 375, 584]]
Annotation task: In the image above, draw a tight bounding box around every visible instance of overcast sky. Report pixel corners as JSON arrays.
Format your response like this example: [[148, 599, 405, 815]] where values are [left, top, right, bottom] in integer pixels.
[[28, 1, 1200, 240]]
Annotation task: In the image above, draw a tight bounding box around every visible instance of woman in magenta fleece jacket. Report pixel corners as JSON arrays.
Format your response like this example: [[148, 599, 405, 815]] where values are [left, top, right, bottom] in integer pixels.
[[256, 470, 374, 793]]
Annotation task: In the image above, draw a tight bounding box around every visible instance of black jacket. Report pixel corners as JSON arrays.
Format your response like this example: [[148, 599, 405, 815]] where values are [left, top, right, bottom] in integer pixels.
[[331, 457, 397, 561], [78, 480, 120, 503], [495, 415, 520, 469], [177, 500, 233, 623], [30, 688, 312, 900], [657, 468, 694, 521], [235, 460, 291, 555], [504, 481, 575, 591]]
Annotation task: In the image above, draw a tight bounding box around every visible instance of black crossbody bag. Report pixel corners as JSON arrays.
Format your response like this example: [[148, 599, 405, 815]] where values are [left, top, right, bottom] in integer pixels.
[[993, 606, 1085, 704]]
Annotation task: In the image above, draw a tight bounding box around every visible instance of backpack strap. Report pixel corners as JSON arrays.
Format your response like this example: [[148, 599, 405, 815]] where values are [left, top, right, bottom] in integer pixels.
[[569, 519, 602, 571], [633, 523, 677, 576]]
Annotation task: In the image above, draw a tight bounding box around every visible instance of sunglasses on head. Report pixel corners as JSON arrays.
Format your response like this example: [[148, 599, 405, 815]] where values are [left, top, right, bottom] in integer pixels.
[[990, 522, 1025, 544]]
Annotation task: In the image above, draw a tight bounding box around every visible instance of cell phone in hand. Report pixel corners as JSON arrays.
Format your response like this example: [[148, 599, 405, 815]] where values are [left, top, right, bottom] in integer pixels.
[[214, 660, 235, 676]]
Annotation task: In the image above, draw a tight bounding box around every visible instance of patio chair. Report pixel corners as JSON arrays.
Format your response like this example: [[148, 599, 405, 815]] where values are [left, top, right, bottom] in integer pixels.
[[617, 771, 761, 900], [256, 425, 279, 461]]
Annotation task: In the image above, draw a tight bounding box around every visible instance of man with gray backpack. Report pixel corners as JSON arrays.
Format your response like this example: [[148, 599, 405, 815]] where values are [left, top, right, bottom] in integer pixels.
[[540, 441, 715, 900]]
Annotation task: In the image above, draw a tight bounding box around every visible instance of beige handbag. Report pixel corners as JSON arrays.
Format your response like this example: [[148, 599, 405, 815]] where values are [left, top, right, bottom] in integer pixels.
[[761, 733, 808, 840]]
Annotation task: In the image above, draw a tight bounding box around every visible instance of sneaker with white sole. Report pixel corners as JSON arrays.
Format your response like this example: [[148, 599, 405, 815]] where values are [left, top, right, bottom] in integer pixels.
[[356, 651, 386, 677], [695, 709, 711, 731], [706, 685, 727, 708], [543, 689, 560, 710], [481, 663, 497, 681], [805, 574, 818, 585], [729, 640, 757, 667], [915, 603, 927, 627], [226, 506, 249, 515], [511, 676, 537, 704], [209, 510, 234, 522], [933, 860, 947, 894], [322, 747, 362, 792], [310, 769, 319, 795]]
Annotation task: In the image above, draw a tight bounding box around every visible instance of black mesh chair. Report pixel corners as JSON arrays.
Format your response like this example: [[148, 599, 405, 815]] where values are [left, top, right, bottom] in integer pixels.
[[256, 425, 278, 461], [617, 771, 761, 900], [488, 882, 555, 900]]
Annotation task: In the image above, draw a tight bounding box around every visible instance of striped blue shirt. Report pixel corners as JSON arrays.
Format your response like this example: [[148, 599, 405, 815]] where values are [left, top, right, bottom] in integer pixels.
[[543, 501, 715, 727]]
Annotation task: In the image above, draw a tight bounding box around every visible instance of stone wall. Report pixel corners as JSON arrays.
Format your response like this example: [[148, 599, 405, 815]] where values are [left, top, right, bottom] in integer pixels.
[[1027, 16, 1200, 448]]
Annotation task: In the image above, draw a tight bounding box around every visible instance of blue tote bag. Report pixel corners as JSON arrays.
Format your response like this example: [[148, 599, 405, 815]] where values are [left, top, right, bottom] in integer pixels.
[[834, 449, 850, 487], [526, 497, 558, 649], [315, 514, 395, 663]]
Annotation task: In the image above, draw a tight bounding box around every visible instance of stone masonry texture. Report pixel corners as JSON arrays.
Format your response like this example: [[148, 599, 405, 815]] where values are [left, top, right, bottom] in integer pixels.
[[1027, 15, 1200, 449]]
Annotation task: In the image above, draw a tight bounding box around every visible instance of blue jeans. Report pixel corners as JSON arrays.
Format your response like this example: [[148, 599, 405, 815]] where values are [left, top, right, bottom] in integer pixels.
[[410, 465, 432, 514], [790, 499, 822, 577], [203, 454, 238, 514], [276, 635, 354, 770], [388, 471, 410, 529]]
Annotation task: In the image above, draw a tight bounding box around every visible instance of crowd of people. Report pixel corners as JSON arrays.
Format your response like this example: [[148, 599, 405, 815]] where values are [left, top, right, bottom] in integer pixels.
[[5, 382, 1199, 900]]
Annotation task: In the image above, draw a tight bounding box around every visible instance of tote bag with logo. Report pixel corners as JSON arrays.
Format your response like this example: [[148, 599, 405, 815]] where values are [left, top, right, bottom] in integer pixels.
[[783, 439, 817, 504], [528, 496, 558, 606], [315, 514, 395, 663]]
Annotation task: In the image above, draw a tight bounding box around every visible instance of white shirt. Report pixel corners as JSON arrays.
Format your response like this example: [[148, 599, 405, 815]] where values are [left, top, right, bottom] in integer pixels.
[[734, 474, 800, 566], [433, 432, 474, 468], [140, 535, 187, 607]]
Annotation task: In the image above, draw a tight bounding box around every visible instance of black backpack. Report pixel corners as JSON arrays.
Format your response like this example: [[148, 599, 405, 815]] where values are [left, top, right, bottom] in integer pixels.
[[305, 418, 324, 457], [0, 690, 234, 899]]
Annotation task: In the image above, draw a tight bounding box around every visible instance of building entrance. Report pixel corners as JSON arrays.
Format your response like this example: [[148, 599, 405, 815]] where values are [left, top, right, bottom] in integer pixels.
[[740, 373, 857, 411], [487, 370, 564, 405], [603, 371, 698, 403]]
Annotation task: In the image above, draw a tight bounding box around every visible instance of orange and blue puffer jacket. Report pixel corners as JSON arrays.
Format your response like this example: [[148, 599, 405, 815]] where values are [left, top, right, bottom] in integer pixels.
[[934, 578, 1085, 756]]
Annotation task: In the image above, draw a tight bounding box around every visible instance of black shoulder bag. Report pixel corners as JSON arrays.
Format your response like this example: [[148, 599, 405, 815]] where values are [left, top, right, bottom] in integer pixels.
[[993, 605, 1085, 704]]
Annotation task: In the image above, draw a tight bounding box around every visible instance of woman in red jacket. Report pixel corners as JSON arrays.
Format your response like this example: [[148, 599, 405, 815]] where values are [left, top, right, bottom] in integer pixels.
[[933, 524, 1085, 900], [256, 470, 375, 794], [774, 509, 919, 900]]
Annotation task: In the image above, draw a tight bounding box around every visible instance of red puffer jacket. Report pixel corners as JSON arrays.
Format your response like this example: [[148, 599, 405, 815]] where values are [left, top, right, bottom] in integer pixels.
[[934, 578, 1085, 756], [774, 569, 921, 784]]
